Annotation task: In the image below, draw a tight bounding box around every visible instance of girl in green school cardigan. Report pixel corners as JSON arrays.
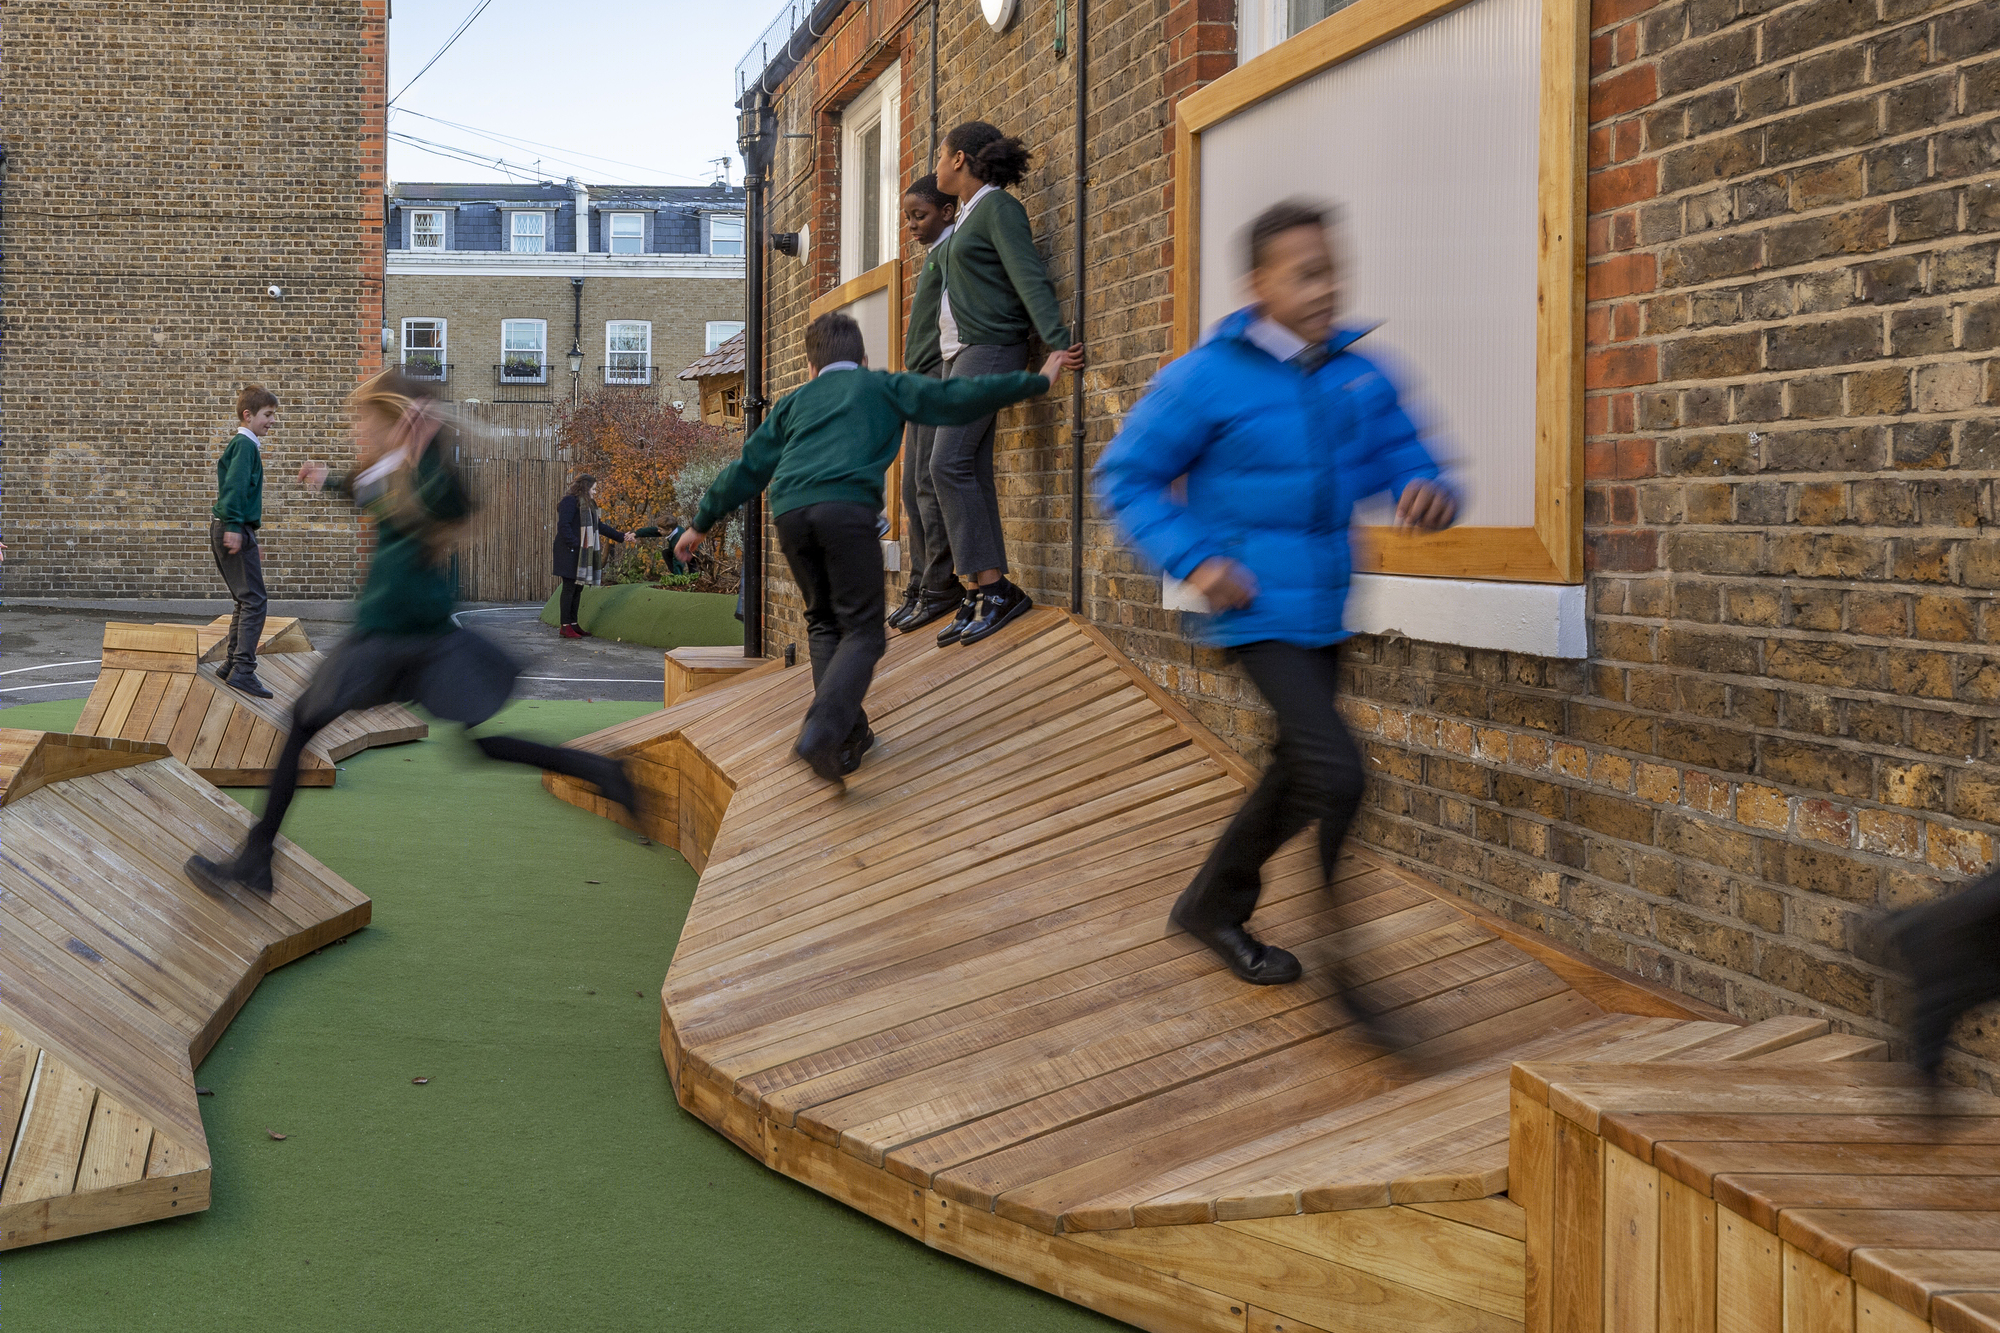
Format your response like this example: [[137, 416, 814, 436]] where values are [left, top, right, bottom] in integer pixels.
[[927, 121, 1084, 647]]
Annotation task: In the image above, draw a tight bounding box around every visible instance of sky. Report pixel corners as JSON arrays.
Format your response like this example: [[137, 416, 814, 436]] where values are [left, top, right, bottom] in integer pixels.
[[386, 1, 781, 188]]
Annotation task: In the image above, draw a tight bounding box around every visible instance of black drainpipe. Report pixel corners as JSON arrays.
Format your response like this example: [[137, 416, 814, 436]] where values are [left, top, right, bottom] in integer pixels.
[[738, 92, 775, 660], [1069, 0, 1089, 615]]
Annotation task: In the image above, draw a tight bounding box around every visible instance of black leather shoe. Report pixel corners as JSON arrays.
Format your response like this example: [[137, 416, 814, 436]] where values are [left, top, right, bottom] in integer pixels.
[[225, 668, 275, 699], [887, 586, 923, 630], [957, 581, 1031, 646], [186, 851, 274, 896], [901, 588, 964, 634], [935, 591, 979, 647], [839, 726, 876, 775], [796, 723, 847, 788], [1170, 909, 1301, 986]]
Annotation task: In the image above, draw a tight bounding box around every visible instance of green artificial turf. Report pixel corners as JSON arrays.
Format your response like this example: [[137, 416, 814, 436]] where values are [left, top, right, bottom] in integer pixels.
[[538, 583, 743, 650], [0, 696, 1118, 1333]]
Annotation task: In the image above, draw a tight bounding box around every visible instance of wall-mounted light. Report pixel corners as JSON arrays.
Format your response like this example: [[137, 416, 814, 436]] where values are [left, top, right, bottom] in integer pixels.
[[981, 0, 1019, 31], [267, 285, 285, 299], [770, 232, 800, 256]]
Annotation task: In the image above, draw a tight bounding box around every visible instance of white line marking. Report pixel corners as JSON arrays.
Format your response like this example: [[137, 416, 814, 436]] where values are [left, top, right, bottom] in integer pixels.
[[0, 679, 98, 693], [0, 658, 102, 676]]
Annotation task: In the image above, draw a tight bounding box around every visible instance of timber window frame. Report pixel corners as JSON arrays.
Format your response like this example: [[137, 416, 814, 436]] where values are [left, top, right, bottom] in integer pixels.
[[607, 212, 646, 254], [407, 209, 447, 250], [708, 214, 745, 256], [705, 320, 745, 354], [500, 318, 548, 383], [508, 210, 549, 254], [400, 318, 447, 381], [605, 320, 652, 384], [1173, 0, 1586, 583]]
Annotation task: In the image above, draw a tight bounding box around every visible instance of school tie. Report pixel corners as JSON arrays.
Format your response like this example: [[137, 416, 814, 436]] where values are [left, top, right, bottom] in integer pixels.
[[1291, 343, 1329, 376]]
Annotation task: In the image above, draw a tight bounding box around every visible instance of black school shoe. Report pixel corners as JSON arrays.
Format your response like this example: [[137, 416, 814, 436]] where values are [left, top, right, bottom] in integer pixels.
[[901, 588, 964, 634], [225, 667, 275, 699], [957, 581, 1031, 646], [839, 725, 876, 775], [795, 720, 848, 788], [935, 591, 979, 647], [887, 586, 923, 630], [185, 850, 274, 896]]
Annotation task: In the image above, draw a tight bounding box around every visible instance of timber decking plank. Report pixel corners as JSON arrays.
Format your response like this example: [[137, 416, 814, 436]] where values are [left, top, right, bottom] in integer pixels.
[[1658, 1142, 2000, 1194], [74, 1093, 153, 1192], [1847, 1251, 2000, 1322], [0, 1054, 95, 1205], [1778, 1211, 2000, 1274], [118, 672, 171, 743], [1715, 1174, 2000, 1232]]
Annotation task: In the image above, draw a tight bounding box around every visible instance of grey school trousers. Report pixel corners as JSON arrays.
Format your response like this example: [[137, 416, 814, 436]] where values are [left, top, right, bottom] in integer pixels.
[[932, 342, 1028, 578], [208, 520, 267, 678], [900, 368, 959, 598]]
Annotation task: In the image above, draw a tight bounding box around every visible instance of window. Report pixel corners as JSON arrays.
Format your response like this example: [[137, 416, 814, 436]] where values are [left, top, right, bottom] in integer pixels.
[[709, 214, 744, 257], [605, 321, 652, 383], [401, 318, 447, 380], [608, 213, 645, 254], [705, 321, 744, 354], [1238, 0, 1364, 61], [408, 210, 446, 250], [509, 211, 547, 254], [500, 319, 547, 382], [839, 65, 901, 282]]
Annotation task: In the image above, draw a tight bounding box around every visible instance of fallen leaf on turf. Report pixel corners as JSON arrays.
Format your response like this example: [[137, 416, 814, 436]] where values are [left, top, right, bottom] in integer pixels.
[[586, 880, 601, 884], [635, 990, 644, 998], [196, 1087, 214, 1096], [587, 989, 598, 995], [412, 1077, 430, 1085], [266, 1130, 288, 1140]]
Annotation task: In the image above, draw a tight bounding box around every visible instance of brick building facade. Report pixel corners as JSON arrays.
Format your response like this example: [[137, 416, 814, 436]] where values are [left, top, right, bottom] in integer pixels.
[[742, 0, 2000, 1081], [384, 182, 745, 414], [1, 1, 387, 599]]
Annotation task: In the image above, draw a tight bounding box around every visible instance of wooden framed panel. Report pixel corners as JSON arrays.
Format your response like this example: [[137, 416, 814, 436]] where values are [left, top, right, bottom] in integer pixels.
[[807, 259, 906, 534], [1171, 0, 1586, 583]]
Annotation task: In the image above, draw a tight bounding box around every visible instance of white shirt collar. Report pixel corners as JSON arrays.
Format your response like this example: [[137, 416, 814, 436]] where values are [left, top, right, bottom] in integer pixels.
[[930, 221, 955, 247], [815, 361, 861, 377], [238, 426, 263, 447], [356, 445, 410, 488], [1244, 316, 1311, 364], [956, 183, 998, 224]]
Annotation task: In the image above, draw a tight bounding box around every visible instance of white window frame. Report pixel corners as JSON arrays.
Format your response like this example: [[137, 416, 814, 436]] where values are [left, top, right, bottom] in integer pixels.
[[708, 213, 745, 257], [400, 318, 447, 380], [1238, 0, 1364, 61], [705, 320, 744, 354], [407, 209, 447, 250], [500, 318, 548, 383], [838, 65, 901, 282], [509, 210, 548, 254], [604, 320, 652, 384], [607, 212, 647, 255]]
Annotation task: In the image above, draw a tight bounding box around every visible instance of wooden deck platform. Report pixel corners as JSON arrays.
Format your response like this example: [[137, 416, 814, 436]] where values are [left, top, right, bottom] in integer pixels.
[[663, 645, 768, 708], [543, 609, 1921, 1330], [1514, 1059, 2000, 1333], [75, 618, 428, 787], [0, 728, 371, 1249]]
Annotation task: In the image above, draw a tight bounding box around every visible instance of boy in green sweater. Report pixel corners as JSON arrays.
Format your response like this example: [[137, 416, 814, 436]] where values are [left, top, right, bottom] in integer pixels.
[[212, 385, 278, 697], [675, 311, 1078, 785]]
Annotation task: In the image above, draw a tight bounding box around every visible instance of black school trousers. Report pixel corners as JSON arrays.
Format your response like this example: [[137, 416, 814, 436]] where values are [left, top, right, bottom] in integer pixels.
[[775, 501, 885, 749], [1176, 640, 1368, 930]]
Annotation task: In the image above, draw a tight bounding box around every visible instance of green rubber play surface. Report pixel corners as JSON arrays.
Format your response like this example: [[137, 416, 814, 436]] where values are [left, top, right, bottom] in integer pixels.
[[0, 696, 1116, 1332], [538, 584, 743, 649]]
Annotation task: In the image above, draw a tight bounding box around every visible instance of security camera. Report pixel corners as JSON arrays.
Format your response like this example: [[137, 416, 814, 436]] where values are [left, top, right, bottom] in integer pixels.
[[267, 285, 284, 299]]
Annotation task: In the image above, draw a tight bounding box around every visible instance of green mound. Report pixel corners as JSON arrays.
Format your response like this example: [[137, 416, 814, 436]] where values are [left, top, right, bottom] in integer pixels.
[[539, 583, 743, 650]]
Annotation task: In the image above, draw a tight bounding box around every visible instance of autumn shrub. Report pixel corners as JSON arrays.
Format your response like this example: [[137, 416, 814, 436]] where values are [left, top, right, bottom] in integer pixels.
[[556, 388, 741, 591]]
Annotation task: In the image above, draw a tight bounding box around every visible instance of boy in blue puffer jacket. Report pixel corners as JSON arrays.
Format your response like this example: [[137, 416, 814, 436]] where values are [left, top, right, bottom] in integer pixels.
[[1094, 198, 1457, 994]]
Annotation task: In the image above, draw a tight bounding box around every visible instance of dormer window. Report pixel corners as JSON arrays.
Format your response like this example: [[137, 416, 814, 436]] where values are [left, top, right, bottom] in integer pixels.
[[510, 211, 547, 253], [408, 210, 445, 249], [608, 213, 645, 254], [709, 214, 744, 257]]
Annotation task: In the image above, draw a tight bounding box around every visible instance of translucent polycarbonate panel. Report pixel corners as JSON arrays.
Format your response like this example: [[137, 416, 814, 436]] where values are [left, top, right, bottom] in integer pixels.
[[841, 287, 892, 370], [1200, 0, 1541, 527]]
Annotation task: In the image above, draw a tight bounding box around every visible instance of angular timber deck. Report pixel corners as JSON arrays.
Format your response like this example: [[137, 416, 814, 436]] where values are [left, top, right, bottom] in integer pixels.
[[0, 729, 370, 1248], [547, 610, 1900, 1331], [75, 618, 428, 787]]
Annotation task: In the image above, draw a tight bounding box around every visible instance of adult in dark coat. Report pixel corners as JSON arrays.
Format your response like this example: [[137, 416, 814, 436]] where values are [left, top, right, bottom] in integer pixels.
[[553, 474, 635, 638]]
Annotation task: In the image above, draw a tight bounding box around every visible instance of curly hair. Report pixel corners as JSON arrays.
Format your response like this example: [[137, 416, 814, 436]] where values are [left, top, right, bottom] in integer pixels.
[[943, 121, 1032, 189]]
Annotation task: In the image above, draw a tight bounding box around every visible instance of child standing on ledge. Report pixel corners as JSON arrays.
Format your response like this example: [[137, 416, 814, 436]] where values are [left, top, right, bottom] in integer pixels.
[[211, 385, 279, 698], [676, 311, 1078, 786]]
